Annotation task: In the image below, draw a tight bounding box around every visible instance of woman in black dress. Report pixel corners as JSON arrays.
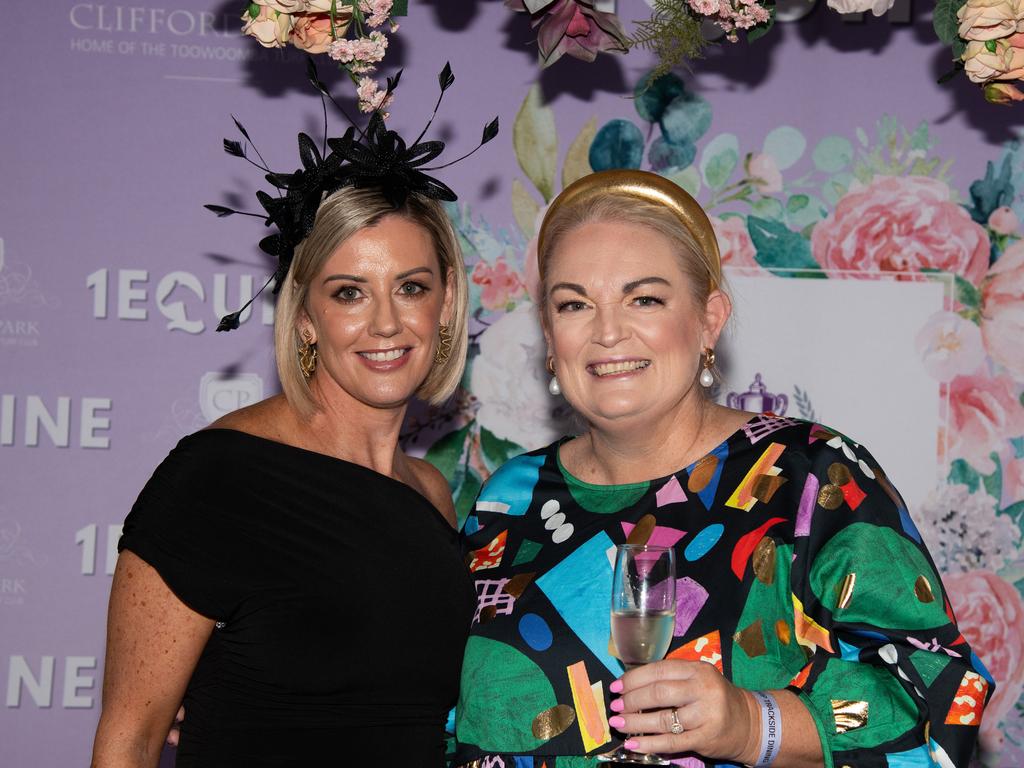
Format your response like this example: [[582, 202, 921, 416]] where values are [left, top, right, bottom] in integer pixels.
[[90, 182, 475, 767]]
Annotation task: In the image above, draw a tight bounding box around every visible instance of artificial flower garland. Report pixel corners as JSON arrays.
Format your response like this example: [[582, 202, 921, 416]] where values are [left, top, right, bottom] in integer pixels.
[[507, 0, 1023, 105], [241, 0, 404, 113]]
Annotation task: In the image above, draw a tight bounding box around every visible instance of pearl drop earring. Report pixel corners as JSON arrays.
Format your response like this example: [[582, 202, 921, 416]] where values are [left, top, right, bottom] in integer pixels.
[[699, 347, 715, 388], [547, 357, 561, 396]]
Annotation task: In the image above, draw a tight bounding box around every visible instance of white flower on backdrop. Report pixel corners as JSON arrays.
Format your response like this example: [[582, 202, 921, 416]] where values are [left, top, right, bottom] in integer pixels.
[[470, 303, 574, 450]]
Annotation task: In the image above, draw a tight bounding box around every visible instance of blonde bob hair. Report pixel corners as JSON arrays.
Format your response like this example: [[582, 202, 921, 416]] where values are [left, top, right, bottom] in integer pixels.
[[537, 171, 724, 312], [274, 186, 468, 416]]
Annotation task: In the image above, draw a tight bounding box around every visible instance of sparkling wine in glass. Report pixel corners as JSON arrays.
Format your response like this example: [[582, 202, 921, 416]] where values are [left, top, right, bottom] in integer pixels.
[[599, 544, 676, 766]]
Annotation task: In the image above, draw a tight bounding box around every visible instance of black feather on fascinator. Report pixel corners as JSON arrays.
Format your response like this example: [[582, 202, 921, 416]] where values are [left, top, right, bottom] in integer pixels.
[[206, 58, 499, 332]]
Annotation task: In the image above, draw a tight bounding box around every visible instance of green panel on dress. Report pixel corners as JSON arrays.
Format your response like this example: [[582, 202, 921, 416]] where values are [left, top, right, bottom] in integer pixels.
[[456, 636, 558, 752], [564, 479, 649, 514], [513, 538, 544, 567], [730, 544, 807, 690], [809, 523, 948, 630], [555, 756, 600, 767], [806, 656, 920, 750], [909, 648, 951, 688]]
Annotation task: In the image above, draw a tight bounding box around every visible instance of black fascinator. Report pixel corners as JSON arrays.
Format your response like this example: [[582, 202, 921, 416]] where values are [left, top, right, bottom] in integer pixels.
[[206, 58, 499, 332]]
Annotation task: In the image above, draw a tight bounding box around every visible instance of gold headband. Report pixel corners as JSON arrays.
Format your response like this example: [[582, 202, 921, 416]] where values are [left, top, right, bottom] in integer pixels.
[[536, 169, 721, 289]]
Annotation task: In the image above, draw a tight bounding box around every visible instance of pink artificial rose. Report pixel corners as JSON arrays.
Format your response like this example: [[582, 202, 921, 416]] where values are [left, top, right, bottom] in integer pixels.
[[944, 570, 1024, 752], [981, 239, 1024, 378], [472, 257, 527, 311], [989, 205, 1020, 235], [711, 216, 761, 276], [748, 153, 783, 194], [948, 373, 1024, 474], [290, 12, 338, 54], [811, 175, 990, 284], [914, 311, 985, 382]]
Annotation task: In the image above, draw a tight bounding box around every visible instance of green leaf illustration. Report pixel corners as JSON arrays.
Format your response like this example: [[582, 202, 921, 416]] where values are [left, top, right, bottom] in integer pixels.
[[512, 179, 541, 240], [955, 275, 982, 310], [424, 422, 471, 483], [480, 427, 525, 473], [747, 216, 823, 276], [514, 85, 558, 202], [563, 117, 597, 189]]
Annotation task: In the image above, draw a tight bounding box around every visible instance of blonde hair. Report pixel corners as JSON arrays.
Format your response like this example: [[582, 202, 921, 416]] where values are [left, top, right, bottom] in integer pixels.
[[538, 192, 725, 311], [274, 186, 468, 416]]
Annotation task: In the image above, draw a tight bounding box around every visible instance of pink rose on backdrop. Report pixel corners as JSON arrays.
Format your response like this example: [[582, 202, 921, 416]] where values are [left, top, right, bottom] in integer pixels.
[[948, 373, 1024, 474], [711, 216, 762, 275], [914, 311, 985, 382], [957, 0, 1022, 41], [472, 257, 527, 311], [981, 239, 1024, 378], [944, 570, 1024, 752], [1003, 456, 1024, 507], [811, 176, 990, 284]]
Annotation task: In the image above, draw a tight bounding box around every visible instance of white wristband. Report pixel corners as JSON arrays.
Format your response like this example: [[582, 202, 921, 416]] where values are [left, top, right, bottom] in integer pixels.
[[751, 690, 782, 767]]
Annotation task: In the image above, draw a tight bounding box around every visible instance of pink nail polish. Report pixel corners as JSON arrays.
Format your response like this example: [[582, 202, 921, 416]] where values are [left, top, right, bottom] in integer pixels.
[[609, 679, 623, 694], [624, 739, 640, 750], [610, 697, 624, 712], [608, 715, 626, 729]]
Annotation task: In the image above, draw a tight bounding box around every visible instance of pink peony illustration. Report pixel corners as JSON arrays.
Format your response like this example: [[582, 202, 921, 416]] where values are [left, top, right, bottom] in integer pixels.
[[472, 257, 527, 311], [944, 570, 1024, 752], [811, 176, 990, 284], [914, 311, 985, 382], [981, 239, 1024, 379], [948, 373, 1024, 474], [711, 216, 762, 276]]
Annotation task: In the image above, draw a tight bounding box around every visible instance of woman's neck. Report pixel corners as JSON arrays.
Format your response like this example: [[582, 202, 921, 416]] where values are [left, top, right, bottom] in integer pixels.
[[564, 402, 749, 486]]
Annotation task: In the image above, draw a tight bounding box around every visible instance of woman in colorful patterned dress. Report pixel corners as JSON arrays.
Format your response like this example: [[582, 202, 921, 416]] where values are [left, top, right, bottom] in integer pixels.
[[453, 170, 991, 768]]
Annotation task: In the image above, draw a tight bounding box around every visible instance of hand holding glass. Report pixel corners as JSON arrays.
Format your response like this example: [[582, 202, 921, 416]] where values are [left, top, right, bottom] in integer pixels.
[[599, 544, 676, 765]]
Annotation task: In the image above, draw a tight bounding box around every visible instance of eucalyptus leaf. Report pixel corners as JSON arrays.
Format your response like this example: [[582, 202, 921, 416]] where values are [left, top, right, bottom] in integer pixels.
[[649, 136, 696, 171], [513, 85, 558, 202], [659, 91, 712, 146], [634, 71, 686, 123], [589, 119, 645, 171], [699, 133, 739, 190]]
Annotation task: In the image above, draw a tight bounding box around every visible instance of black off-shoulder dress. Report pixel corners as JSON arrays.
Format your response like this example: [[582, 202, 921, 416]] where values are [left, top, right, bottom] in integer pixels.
[[119, 429, 474, 768]]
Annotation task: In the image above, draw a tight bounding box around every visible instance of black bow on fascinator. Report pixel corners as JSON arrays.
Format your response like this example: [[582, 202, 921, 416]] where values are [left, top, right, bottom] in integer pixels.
[[206, 59, 499, 332]]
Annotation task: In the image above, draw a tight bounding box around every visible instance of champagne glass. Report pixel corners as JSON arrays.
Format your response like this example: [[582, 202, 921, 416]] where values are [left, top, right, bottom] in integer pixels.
[[599, 544, 676, 766]]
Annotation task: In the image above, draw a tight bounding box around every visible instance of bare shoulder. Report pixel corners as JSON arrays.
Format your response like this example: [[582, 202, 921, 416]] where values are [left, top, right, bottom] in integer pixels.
[[408, 457, 457, 528]]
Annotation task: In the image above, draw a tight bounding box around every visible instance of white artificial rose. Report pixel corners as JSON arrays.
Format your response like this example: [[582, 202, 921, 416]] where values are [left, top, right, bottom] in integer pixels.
[[241, 6, 293, 47], [470, 304, 574, 449], [304, 0, 337, 11], [826, 0, 896, 16]]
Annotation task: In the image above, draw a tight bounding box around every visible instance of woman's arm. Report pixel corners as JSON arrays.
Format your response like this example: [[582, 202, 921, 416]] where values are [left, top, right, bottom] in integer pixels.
[[91, 551, 214, 768]]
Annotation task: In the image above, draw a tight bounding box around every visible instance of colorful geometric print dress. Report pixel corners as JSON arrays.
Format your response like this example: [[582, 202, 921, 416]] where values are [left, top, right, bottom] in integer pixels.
[[453, 415, 991, 768]]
